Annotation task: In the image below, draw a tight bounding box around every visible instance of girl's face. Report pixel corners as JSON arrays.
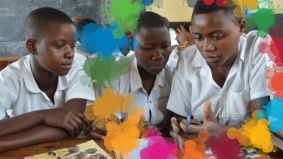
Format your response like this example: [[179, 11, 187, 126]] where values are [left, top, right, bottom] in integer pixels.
[[191, 10, 246, 68], [134, 26, 171, 75]]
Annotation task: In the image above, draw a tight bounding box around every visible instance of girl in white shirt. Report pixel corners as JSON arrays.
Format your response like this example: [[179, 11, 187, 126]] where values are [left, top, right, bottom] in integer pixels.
[[90, 11, 177, 139], [168, 0, 270, 149]]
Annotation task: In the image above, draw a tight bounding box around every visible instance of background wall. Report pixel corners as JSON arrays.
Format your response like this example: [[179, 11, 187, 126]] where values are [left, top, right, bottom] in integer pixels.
[[146, 0, 193, 22], [0, 0, 282, 57], [0, 0, 111, 57], [147, 0, 283, 21], [273, 0, 283, 13]]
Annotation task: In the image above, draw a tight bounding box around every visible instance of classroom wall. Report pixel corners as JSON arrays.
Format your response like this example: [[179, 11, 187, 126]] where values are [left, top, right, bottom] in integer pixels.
[[146, 0, 193, 22], [147, 0, 283, 21], [0, 0, 111, 57], [273, 0, 283, 13]]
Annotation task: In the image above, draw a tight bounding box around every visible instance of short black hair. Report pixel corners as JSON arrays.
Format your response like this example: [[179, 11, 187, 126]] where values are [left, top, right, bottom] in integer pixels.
[[134, 11, 168, 35], [25, 7, 74, 41], [192, 0, 242, 25], [75, 18, 96, 31], [183, 22, 191, 33], [163, 17, 169, 28]]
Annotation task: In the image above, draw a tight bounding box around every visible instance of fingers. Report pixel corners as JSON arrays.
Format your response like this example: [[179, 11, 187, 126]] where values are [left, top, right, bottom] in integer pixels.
[[170, 129, 179, 139], [68, 118, 83, 137], [171, 117, 181, 134], [61, 121, 76, 137], [90, 126, 106, 140], [170, 129, 179, 144], [170, 130, 186, 151], [140, 114, 145, 121], [177, 135, 186, 151], [58, 114, 82, 137], [176, 27, 182, 34], [177, 25, 186, 34], [94, 120, 107, 134], [176, 45, 182, 52], [67, 122, 78, 137], [76, 113, 89, 126], [143, 121, 157, 130], [203, 100, 217, 122], [190, 119, 201, 125], [180, 25, 186, 31], [66, 112, 89, 137], [109, 114, 120, 125], [180, 119, 203, 134]]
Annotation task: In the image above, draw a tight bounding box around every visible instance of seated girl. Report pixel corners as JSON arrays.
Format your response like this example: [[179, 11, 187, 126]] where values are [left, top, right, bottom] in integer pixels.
[[90, 11, 177, 139], [167, 0, 270, 148]]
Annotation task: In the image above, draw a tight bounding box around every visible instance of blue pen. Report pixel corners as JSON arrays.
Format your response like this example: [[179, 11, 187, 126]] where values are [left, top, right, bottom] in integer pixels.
[[85, 54, 89, 59], [187, 112, 191, 124]]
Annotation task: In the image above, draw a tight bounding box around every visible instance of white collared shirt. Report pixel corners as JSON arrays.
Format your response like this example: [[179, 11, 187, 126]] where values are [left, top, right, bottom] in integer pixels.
[[75, 45, 125, 61], [167, 31, 270, 125], [0, 53, 94, 120], [169, 28, 178, 46], [97, 52, 177, 130]]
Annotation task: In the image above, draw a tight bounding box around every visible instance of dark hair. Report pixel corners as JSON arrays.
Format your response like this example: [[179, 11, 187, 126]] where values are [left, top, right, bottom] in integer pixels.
[[163, 17, 169, 28], [25, 7, 74, 41], [134, 11, 168, 35], [183, 22, 191, 33], [192, 0, 242, 25], [75, 18, 96, 31]]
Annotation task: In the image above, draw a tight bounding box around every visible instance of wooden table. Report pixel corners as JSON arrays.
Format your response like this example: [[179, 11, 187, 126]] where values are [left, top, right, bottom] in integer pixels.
[[269, 149, 283, 159], [0, 138, 115, 159], [0, 137, 282, 159], [0, 56, 22, 71]]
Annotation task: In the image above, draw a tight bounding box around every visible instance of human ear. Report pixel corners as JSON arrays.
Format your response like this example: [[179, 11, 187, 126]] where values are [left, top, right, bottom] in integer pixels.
[[239, 19, 246, 33], [26, 39, 37, 55], [130, 38, 140, 51]]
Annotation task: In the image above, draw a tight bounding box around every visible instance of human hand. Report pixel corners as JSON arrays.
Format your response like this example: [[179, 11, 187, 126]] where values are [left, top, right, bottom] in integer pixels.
[[72, 16, 84, 22], [90, 114, 120, 140], [170, 100, 221, 150], [176, 25, 193, 45], [39, 107, 88, 138], [170, 117, 200, 151], [142, 121, 162, 138], [137, 115, 162, 138]]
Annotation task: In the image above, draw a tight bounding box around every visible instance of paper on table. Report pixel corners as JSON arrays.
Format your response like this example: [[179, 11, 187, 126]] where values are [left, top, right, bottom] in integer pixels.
[[25, 140, 112, 159]]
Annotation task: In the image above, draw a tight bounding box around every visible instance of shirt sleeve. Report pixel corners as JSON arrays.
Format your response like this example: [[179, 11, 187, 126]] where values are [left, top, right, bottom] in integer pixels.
[[166, 58, 191, 117], [249, 35, 271, 100], [0, 69, 18, 120], [65, 54, 95, 102]]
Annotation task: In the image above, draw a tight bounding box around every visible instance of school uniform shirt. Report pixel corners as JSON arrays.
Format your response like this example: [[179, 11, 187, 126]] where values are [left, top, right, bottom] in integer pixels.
[[0, 53, 94, 120], [75, 47, 125, 62], [167, 31, 270, 126], [169, 28, 179, 60], [169, 28, 178, 46], [169, 44, 195, 61], [97, 52, 177, 130]]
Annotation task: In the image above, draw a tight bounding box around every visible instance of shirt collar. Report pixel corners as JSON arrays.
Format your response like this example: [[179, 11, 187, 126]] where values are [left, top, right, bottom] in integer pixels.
[[130, 57, 165, 92], [238, 34, 245, 63], [23, 55, 68, 93], [191, 48, 206, 68]]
